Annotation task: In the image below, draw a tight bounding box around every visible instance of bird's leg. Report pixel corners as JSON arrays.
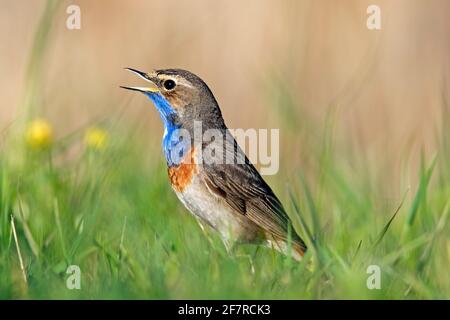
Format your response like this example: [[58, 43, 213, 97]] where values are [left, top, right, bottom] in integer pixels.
[[197, 223, 257, 275], [237, 252, 256, 275], [234, 252, 256, 275], [223, 240, 256, 275], [195, 218, 216, 248]]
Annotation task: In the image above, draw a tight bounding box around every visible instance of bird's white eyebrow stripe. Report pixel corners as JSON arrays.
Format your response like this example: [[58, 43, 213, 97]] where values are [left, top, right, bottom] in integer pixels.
[[175, 76, 195, 88], [159, 75, 194, 89], [178, 78, 194, 88]]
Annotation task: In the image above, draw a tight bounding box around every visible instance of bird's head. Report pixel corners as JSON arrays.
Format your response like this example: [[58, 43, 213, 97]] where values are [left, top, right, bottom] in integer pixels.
[[121, 68, 224, 130]]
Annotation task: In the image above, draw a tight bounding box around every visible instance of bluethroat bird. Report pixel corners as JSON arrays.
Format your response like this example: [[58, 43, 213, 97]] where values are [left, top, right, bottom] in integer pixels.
[[121, 68, 307, 260]]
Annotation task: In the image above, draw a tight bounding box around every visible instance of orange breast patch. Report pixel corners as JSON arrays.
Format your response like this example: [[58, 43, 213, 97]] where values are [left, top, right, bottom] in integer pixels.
[[168, 147, 197, 192]]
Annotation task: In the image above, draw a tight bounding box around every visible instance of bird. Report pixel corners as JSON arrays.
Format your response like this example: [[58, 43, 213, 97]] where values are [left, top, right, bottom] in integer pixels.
[[121, 68, 307, 260]]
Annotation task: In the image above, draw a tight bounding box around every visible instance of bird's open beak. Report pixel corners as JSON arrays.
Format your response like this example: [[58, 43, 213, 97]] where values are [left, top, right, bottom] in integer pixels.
[[120, 68, 159, 93]]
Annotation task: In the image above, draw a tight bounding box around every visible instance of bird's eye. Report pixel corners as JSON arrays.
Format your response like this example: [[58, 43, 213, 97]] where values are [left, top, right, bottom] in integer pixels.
[[163, 79, 176, 90]]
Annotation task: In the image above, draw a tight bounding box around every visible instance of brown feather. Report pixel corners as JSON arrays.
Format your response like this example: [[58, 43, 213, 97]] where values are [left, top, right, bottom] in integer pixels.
[[201, 135, 307, 254]]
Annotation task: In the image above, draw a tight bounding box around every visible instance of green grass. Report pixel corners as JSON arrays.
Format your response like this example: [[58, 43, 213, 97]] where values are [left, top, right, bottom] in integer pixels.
[[0, 119, 449, 299], [0, 1, 449, 299]]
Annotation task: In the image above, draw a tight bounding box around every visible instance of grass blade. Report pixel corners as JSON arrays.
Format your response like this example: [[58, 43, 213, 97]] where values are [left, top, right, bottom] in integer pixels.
[[373, 188, 408, 247], [406, 153, 437, 226]]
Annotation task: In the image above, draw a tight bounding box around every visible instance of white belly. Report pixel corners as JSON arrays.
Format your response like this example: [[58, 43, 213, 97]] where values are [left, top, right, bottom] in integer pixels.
[[172, 174, 259, 245]]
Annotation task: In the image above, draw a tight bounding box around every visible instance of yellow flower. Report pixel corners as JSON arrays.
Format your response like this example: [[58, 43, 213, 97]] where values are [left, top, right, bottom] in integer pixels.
[[85, 127, 108, 150], [26, 118, 53, 150]]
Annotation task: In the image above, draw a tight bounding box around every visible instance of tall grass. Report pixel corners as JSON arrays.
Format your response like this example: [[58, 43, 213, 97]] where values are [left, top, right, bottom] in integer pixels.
[[0, 1, 449, 299], [1, 112, 448, 299]]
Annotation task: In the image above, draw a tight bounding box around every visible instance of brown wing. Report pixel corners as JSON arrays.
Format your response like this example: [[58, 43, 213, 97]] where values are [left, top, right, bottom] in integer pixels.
[[201, 135, 307, 253]]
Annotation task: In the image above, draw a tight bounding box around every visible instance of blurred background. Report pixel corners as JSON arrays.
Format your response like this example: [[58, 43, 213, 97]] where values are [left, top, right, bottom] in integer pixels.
[[0, 0, 449, 299], [1, 0, 449, 194]]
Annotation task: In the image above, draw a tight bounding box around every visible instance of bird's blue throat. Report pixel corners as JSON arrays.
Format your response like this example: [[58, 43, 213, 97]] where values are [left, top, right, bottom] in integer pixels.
[[145, 92, 189, 167]]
